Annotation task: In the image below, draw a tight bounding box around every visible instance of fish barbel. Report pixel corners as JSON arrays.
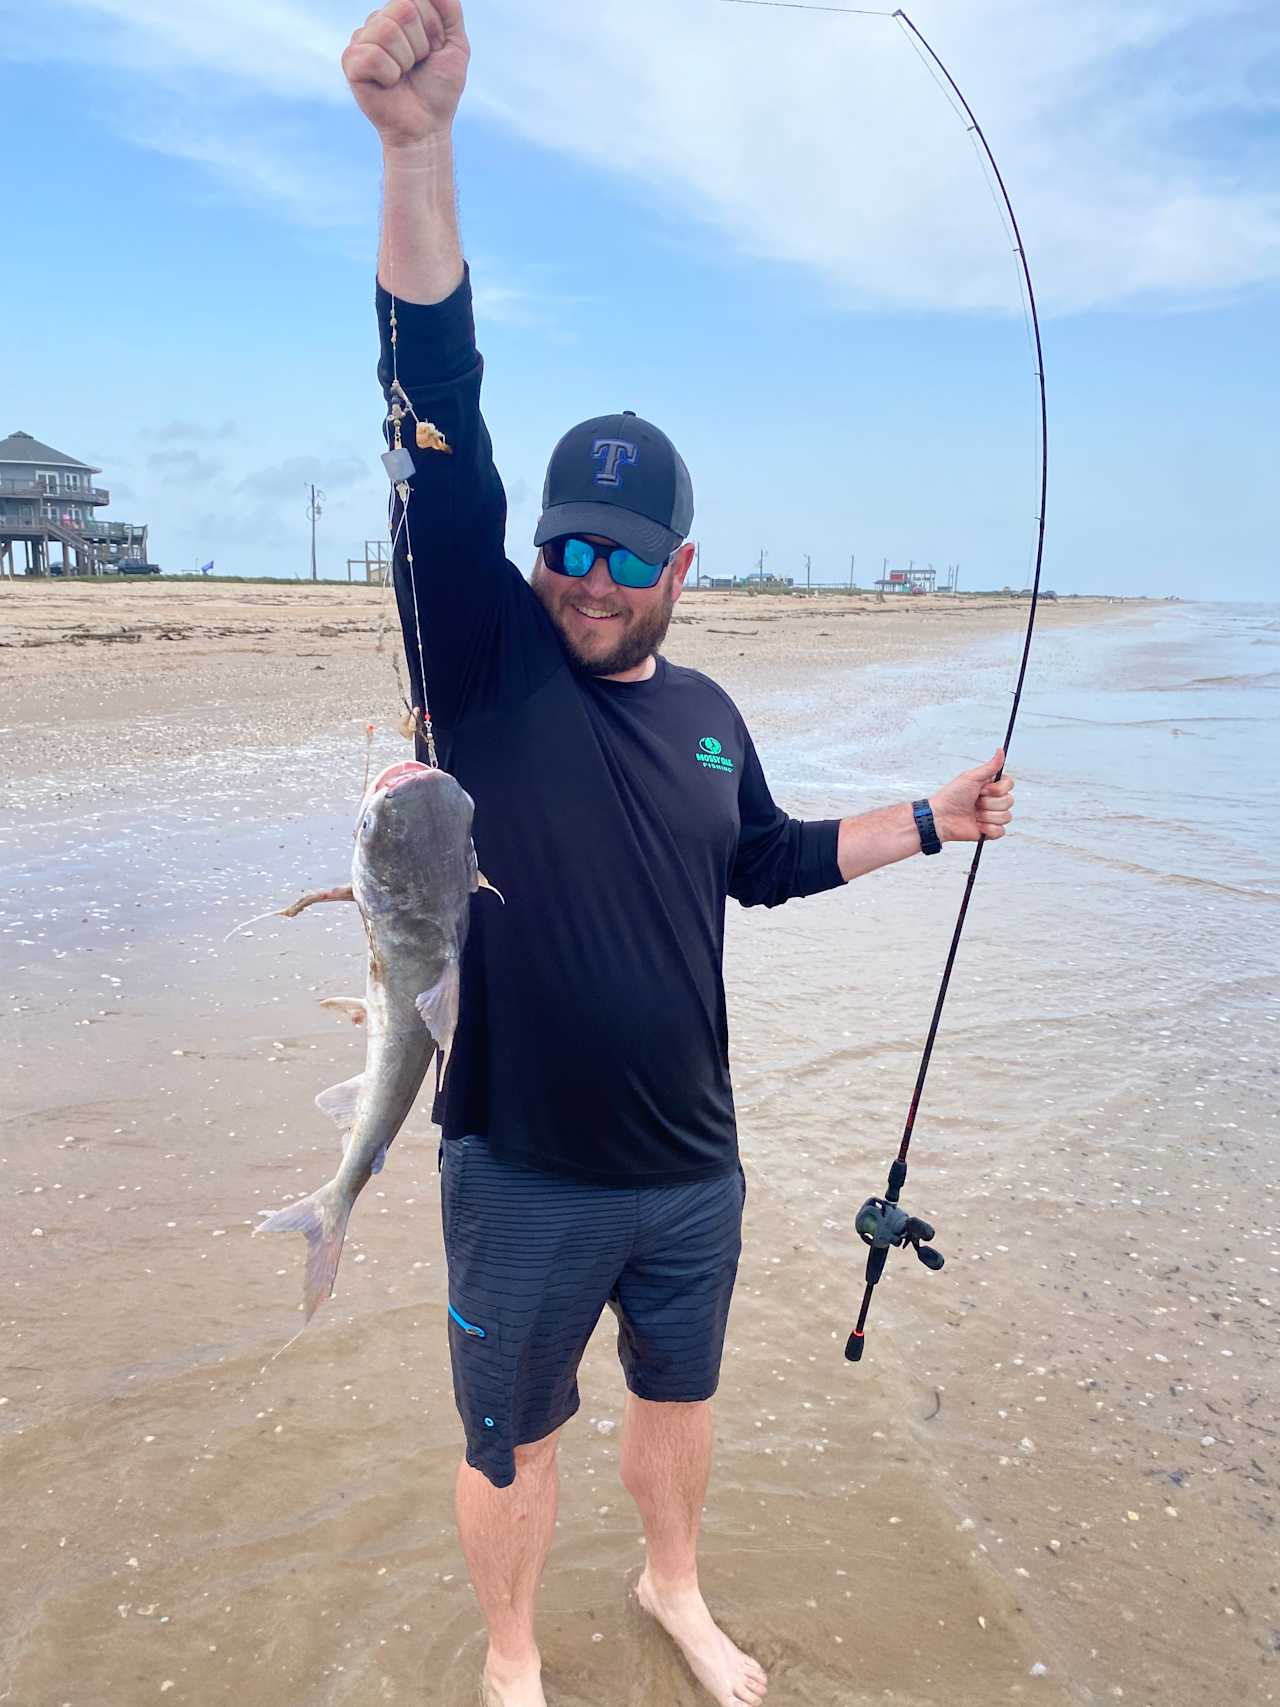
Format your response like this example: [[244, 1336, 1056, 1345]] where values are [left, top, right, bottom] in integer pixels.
[[256, 759, 492, 1320]]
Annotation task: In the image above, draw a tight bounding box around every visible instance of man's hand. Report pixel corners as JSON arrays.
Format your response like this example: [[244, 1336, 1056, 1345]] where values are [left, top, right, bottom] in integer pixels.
[[930, 748, 1015, 843], [343, 0, 470, 147]]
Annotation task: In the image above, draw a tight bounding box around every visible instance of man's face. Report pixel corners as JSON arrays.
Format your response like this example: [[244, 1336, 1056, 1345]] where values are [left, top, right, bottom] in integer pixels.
[[532, 535, 694, 677]]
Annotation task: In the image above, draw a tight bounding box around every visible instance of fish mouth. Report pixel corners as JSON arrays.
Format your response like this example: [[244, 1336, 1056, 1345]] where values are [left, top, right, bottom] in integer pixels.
[[356, 760, 441, 828], [367, 760, 437, 798]]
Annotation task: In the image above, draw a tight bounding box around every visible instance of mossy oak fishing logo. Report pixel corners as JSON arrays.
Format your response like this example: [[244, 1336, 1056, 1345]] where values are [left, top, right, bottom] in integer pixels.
[[696, 735, 735, 775]]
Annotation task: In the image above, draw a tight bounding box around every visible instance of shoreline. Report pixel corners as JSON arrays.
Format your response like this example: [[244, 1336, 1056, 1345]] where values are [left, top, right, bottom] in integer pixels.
[[0, 578, 1158, 796]]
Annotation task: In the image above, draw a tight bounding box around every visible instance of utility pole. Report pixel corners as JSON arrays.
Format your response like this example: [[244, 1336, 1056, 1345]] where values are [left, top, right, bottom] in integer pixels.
[[307, 484, 325, 582], [849, 552, 855, 591], [805, 553, 811, 590], [757, 547, 766, 580], [694, 541, 701, 587]]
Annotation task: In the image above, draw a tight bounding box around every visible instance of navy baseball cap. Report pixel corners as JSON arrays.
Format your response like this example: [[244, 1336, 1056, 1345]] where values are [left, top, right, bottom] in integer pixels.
[[534, 410, 694, 564]]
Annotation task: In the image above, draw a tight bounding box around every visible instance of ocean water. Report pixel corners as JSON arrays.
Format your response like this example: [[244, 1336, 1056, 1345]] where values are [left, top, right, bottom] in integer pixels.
[[724, 600, 1279, 1702], [1, 601, 1277, 1706]]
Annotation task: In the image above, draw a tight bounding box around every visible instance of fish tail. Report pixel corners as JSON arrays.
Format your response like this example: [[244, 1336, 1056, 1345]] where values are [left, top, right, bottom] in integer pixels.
[[255, 1178, 353, 1321]]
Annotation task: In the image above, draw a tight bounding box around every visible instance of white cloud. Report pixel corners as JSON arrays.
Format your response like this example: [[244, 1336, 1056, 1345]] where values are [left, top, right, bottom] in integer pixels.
[[470, 279, 547, 326], [38, 0, 346, 101], [236, 454, 374, 502], [15, 0, 1280, 313], [148, 447, 228, 484], [125, 122, 368, 231], [462, 0, 1280, 313]]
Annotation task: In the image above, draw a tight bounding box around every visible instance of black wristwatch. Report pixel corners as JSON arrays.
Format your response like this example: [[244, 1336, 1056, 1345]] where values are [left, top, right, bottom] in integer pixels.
[[912, 799, 942, 855]]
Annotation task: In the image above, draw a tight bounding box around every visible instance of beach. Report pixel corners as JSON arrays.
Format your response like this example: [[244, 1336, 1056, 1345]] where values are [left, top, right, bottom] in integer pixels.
[[2, 579, 1276, 1707], [1, 579, 1123, 796]]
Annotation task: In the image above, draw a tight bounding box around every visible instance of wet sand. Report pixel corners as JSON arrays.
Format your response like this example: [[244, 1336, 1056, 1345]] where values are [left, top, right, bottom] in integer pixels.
[[2, 581, 1275, 1707]]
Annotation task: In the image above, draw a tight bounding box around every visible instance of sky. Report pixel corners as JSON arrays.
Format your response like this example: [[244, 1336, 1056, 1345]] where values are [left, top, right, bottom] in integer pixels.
[[1, 0, 1278, 598]]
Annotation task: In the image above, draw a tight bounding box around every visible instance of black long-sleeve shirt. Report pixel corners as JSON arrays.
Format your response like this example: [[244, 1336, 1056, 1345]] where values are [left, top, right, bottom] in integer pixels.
[[377, 269, 844, 1184]]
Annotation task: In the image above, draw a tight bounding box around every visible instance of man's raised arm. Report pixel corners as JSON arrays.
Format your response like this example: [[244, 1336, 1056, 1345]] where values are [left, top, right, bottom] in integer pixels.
[[343, 0, 467, 306], [343, 1, 554, 751]]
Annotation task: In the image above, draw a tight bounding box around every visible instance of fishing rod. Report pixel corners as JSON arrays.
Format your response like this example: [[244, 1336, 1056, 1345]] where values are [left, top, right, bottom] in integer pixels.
[[720, 0, 1049, 1363]]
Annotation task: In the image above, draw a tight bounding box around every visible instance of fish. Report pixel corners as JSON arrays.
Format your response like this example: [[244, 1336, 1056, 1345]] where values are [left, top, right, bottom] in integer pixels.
[[256, 759, 494, 1321]]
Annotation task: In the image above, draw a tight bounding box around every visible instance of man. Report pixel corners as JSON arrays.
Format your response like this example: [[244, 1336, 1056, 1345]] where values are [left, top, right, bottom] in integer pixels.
[[343, 5, 1015, 1704]]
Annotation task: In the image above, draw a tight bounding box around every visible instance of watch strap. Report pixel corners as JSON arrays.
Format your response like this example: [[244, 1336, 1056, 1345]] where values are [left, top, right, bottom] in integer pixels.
[[912, 798, 942, 855]]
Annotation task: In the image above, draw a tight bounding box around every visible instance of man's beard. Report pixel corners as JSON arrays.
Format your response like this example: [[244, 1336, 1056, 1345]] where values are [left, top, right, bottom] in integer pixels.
[[535, 572, 677, 677]]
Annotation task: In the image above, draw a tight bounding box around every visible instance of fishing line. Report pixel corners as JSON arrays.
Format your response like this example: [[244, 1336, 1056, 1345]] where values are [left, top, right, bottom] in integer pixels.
[[724, 0, 1049, 1362], [382, 241, 441, 769], [720, 0, 895, 13]]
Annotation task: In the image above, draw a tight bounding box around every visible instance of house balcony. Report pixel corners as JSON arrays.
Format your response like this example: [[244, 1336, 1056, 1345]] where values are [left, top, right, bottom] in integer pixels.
[[85, 520, 145, 542], [0, 477, 109, 505], [43, 518, 140, 541], [0, 514, 143, 545]]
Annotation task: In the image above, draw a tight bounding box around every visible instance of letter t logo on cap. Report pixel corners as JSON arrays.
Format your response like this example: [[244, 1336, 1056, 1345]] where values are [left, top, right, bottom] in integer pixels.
[[591, 438, 639, 487]]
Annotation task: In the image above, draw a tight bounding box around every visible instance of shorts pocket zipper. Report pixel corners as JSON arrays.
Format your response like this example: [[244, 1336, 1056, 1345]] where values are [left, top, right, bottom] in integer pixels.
[[448, 1303, 488, 1339]]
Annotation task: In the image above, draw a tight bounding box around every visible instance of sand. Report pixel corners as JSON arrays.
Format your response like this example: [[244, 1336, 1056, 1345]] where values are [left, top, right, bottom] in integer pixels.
[[4, 578, 1268, 1707], [0, 578, 1132, 808]]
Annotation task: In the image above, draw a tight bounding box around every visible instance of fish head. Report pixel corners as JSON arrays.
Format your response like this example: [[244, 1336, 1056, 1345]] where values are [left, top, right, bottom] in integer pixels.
[[353, 761, 476, 917]]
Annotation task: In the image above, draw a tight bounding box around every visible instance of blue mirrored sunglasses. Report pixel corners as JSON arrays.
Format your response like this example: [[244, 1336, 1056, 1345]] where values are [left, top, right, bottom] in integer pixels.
[[542, 534, 672, 591]]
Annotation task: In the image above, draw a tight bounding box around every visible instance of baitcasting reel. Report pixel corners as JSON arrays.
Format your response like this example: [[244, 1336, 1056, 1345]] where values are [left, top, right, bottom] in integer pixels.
[[855, 1197, 945, 1268], [845, 1157, 944, 1363]]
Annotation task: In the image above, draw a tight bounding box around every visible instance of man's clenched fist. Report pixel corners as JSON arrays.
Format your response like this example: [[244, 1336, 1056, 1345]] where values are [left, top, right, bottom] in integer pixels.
[[342, 0, 470, 146]]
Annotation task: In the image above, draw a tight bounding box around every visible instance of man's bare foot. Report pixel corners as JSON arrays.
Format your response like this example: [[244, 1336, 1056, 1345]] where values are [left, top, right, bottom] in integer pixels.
[[635, 1570, 767, 1706], [480, 1645, 546, 1707]]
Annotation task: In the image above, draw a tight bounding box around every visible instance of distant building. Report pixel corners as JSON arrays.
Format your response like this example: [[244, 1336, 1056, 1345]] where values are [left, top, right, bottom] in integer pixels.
[[0, 430, 150, 576], [345, 539, 393, 585], [699, 573, 796, 590], [875, 565, 937, 594]]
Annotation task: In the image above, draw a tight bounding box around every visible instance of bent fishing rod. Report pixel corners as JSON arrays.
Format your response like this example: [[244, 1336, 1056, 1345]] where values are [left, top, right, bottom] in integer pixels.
[[720, 0, 1049, 1363]]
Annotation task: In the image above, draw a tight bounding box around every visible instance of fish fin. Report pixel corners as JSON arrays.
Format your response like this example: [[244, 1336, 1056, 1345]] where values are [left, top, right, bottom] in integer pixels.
[[468, 840, 505, 905], [315, 1074, 364, 1137], [255, 1178, 353, 1322], [278, 885, 355, 920], [319, 997, 367, 1027], [415, 955, 461, 1088]]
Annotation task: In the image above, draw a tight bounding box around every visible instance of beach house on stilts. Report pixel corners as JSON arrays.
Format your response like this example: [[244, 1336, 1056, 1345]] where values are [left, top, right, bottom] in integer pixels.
[[0, 430, 151, 577]]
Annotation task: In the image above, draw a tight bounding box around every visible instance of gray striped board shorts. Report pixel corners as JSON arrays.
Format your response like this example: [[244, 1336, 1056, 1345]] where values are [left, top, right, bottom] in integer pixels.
[[441, 1136, 746, 1489]]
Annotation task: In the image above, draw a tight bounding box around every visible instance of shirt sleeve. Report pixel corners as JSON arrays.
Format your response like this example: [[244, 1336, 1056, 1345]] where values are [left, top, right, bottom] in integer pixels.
[[376, 267, 560, 749], [728, 728, 844, 908]]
